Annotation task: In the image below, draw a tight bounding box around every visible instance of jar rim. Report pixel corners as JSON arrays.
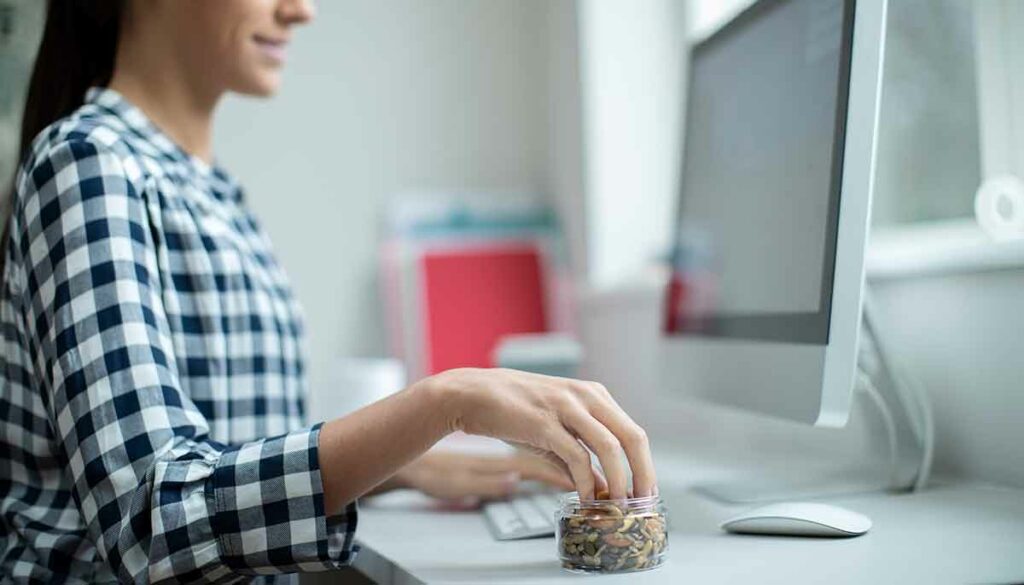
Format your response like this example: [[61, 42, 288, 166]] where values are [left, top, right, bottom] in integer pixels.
[[558, 492, 661, 508]]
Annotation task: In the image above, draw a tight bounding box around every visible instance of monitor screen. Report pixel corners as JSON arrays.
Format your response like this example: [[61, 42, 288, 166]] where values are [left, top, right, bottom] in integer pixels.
[[666, 0, 855, 344]]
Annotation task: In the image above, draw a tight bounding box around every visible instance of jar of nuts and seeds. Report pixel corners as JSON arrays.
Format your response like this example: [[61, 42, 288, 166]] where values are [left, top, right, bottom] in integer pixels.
[[556, 493, 668, 574]]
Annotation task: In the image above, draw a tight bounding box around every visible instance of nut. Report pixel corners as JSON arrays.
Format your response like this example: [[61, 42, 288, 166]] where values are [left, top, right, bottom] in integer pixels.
[[601, 534, 632, 547]]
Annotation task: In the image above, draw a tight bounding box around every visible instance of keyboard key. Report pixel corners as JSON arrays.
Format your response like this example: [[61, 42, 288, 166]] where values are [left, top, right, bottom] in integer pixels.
[[483, 492, 562, 540], [513, 496, 552, 531]]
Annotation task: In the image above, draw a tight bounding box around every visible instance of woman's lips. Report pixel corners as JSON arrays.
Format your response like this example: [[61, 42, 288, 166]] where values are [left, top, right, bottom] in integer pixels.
[[254, 35, 288, 63]]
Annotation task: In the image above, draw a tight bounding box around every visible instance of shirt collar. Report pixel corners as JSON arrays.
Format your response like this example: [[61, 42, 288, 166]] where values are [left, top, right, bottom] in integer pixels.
[[85, 86, 241, 201]]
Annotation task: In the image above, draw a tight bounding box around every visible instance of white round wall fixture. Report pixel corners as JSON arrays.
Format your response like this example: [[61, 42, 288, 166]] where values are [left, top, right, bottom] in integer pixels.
[[974, 174, 1024, 241]]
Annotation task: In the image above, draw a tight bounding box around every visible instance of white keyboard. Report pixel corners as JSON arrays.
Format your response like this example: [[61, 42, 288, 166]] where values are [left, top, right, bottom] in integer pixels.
[[483, 492, 563, 540]]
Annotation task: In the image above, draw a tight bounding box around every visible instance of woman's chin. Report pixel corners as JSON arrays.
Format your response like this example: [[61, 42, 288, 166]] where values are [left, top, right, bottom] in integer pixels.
[[233, 73, 282, 98]]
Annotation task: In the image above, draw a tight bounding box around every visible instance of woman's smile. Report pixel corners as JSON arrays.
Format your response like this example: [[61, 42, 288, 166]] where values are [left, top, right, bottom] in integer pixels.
[[253, 33, 289, 64]]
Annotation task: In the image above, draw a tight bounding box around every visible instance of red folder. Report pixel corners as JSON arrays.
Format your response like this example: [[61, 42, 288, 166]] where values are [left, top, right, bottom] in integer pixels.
[[420, 243, 548, 374]]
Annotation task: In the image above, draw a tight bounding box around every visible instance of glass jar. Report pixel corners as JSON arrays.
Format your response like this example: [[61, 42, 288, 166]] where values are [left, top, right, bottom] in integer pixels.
[[556, 493, 668, 574]]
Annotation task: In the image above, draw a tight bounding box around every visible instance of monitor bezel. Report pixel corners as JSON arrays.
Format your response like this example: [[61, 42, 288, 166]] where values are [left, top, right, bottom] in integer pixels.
[[660, 0, 888, 427]]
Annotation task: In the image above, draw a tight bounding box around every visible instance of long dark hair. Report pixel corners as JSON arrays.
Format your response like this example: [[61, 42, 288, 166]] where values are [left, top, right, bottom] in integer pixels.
[[2, 0, 125, 269]]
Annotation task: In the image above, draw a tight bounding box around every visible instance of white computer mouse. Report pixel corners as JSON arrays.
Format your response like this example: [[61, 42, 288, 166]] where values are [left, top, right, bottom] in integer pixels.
[[720, 502, 872, 538]]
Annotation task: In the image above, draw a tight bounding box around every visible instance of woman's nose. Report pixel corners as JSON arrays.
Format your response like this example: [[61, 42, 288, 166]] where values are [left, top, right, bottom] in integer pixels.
[[278, 0, 316, 26]]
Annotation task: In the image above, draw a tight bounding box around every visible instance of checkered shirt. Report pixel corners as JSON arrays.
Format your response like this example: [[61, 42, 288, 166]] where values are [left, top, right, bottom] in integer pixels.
[[0, 88, 357, 583]]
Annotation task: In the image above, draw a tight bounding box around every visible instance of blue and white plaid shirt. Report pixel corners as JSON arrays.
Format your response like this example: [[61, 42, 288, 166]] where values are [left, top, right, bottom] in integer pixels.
[[0, 88, 357, 583]]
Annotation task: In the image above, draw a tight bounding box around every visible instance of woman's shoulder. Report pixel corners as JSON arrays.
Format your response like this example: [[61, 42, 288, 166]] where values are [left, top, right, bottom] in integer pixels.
[[19, 100, 164, 195], [10, 103, 161, 251]]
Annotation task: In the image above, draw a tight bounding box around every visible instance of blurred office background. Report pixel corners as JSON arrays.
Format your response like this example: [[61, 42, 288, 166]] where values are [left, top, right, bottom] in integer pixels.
[[1, 1, 1021, 488]]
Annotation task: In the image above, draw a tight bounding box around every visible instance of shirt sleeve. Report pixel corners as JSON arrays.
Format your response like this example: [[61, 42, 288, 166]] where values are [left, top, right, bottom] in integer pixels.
[[12, 138, 357, 583]]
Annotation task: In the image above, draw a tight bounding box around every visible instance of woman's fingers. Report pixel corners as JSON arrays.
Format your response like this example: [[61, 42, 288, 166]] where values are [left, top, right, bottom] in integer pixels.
[[532, 449, 605, 494], [560, 407, 630, 500], [544, 425, 598, 500], [592, 463, 609, 494], [542, 452, 609, 495], [464, 453, 575, 491], [456, 470, 520, 500], [512, 454, 575, 491], [579, 383, 658, 497], [437, 368, 653, 501]]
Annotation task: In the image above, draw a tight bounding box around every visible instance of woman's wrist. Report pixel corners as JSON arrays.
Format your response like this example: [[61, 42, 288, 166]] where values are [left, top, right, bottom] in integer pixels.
[[375, 466, 415, 493], [392, 460, 420, 490], [318, 371, 468, 510], [365, 376, 467, 496], [414, 369, 471, 436]]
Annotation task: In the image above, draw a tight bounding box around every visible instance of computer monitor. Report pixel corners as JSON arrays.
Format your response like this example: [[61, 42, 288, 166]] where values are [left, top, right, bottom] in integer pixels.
[[662, 0, 887, 426]]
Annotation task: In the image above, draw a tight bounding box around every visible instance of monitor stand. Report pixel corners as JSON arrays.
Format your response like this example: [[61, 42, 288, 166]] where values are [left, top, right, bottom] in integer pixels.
[[694, 288, 935, 505]]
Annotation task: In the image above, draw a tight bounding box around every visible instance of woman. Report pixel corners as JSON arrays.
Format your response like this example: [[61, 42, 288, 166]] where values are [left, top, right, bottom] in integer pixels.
[[0, 1, 657, 582]]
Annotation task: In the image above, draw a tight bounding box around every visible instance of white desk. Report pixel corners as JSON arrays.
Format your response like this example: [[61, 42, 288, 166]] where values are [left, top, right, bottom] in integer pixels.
[[345, 448, 1024, 585]]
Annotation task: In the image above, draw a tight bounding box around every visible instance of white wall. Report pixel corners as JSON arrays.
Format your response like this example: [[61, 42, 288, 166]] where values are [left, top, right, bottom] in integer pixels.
[[213, 0, 553, 419], [576, 0, 688, 289], [545, 0, 589, 283], [686, 0, 752, 42], [873, 0, 980, 226], [0, 0, 45, 191], [868, 269, 1024, 488], [975, 1, 1024, 181]]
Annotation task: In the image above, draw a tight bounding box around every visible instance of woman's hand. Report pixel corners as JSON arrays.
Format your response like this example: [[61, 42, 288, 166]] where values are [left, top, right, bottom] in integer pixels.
[[420, 368, 658, 501], [318, 367, 656, 513], [385, 450, 575, 503]]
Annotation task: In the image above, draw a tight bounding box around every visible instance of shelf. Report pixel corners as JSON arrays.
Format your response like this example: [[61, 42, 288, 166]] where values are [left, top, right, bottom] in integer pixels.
[[867, 219, 1024, 280]]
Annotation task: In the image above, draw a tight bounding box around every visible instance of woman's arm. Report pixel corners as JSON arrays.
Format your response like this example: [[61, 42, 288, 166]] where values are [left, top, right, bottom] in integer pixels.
[[317, 377, 452, 511], [318, 368, 658, 513]]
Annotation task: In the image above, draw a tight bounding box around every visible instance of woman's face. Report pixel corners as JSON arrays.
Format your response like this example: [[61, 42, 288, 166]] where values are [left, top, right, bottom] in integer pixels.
[[150, 0, 316, 97]]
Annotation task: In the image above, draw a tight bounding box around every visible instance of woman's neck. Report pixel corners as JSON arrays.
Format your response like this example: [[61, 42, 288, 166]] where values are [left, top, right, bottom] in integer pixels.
[[108, 29, 221, 164]]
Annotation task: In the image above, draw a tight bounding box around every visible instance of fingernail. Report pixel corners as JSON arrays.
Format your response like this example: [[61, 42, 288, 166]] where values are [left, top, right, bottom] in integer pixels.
[[504, 472, 520, 485]]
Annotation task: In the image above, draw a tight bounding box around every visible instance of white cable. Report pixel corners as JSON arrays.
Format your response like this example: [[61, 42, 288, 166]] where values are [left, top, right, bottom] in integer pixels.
[[895, 359, 935, 491], [856, 370, 900, 490], [860, 289, 936, 491]]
